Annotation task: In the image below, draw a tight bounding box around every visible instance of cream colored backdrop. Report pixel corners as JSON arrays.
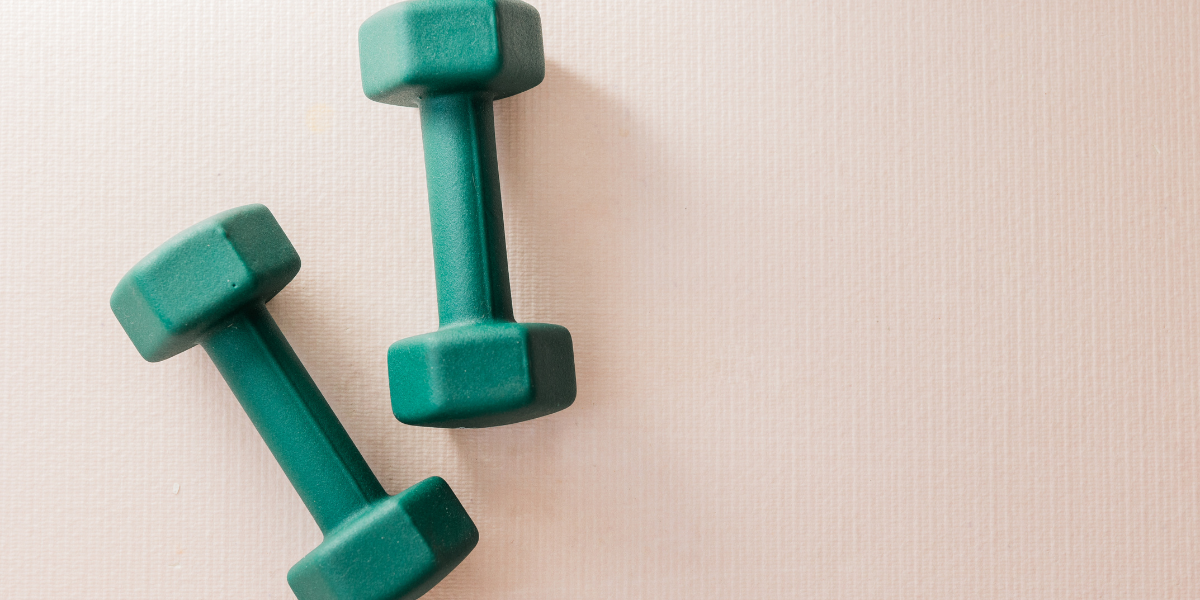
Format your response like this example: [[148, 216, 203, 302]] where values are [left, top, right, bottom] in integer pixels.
[[2, 1, 1198, 598]]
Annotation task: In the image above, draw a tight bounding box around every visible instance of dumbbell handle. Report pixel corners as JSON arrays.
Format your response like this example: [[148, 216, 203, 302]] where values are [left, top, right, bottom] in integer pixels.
[[420, 92, 516, 327], [201, 300, 387, 533]]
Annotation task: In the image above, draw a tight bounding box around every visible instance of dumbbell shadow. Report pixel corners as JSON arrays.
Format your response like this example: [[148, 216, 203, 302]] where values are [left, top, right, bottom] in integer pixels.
[[110, 204, 477, 600], [440, 62, 645, 593]]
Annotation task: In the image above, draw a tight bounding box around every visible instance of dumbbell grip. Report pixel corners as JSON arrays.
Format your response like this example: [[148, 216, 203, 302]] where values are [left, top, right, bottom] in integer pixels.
[[419, 92, 516, 327], [201, 301, 387, 533]]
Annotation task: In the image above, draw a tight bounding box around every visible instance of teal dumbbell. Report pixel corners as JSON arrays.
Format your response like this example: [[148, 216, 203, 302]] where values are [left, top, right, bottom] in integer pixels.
[[360, 0, 577, 428], [110, 205, 478, 600]]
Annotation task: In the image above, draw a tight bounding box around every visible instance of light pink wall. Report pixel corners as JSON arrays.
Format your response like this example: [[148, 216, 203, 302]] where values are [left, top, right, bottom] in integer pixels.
[[0, 0, 1197, 597]]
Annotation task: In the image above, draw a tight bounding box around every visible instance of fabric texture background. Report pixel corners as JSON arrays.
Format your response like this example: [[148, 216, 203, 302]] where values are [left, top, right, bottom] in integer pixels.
[[2, 1, 1198, 597]]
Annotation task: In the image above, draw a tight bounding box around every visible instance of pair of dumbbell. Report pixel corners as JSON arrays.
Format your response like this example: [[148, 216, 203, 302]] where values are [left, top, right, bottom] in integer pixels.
[[110, 1, 573, 598]]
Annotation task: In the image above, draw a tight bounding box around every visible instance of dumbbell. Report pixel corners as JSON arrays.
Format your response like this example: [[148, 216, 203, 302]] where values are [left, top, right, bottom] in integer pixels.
[[110, 205, 478, 600], [359, 0, 577, 428]]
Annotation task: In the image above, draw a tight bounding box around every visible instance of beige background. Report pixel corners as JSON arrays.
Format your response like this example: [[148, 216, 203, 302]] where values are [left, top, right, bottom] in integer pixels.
[[2, 0, 1199, 597]]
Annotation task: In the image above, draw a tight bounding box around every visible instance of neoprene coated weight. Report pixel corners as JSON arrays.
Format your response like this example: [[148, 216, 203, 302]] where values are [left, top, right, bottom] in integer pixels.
[[360, 0, 578, 428], [110, 205, 478, 600]]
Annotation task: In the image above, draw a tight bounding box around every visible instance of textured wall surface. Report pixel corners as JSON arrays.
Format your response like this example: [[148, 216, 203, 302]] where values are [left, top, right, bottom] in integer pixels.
[[2, 1, 1198, 598]]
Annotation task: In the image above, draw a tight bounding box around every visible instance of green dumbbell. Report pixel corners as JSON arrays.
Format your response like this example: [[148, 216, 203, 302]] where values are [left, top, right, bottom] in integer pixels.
[[359, 0, 577, 428], [110, 205, 478, 600]]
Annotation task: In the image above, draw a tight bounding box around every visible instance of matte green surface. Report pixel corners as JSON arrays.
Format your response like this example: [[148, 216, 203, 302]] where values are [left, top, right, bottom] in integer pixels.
[[389, 321, 575, 427], [360, 0, 577, 428], [288, 477, 477, 600], [203, 301, 385, 533], [359, 0, 544, 107], [110, 205, 300, 363], [111, 205, 477, 599]]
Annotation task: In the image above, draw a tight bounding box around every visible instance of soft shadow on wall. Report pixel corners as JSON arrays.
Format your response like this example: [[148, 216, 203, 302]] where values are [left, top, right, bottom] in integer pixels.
[[430, 62, 651, 595]]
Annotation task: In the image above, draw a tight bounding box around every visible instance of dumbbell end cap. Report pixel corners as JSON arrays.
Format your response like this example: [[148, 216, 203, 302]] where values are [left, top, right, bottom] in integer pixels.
[[359, 0, 544, 107], [288, 476, 478, 600], [389, 321, 576, 427], [110, 204, 300, 362]]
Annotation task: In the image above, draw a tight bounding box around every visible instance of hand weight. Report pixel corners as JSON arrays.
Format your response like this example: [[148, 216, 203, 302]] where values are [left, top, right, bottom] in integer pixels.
[[360, 0, 577, 428], [110, 205, 477, 600]]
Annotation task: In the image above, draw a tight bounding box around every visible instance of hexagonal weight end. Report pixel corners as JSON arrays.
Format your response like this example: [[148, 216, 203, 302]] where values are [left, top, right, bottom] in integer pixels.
[[110, 204, 300, 362], [389, 322, 576, 427], [359, 0, 545, 107], [287, 477, 479, 600]]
